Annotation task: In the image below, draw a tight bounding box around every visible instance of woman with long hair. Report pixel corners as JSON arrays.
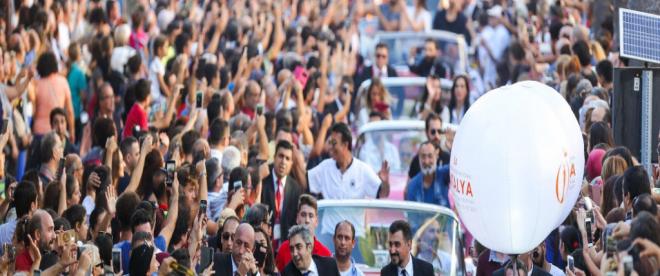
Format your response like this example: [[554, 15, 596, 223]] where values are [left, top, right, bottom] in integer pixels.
[[441, 75, 470, 125], [357, 78, 391, 127], [415, 75, 443, 120], [401, 0, 432, 32], [137, 149, 164, 201]]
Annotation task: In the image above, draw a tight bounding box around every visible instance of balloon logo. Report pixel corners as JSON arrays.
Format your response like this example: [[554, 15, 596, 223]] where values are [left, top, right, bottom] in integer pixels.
[[555, 151, 576, 204], [450, 81, 584, 254]]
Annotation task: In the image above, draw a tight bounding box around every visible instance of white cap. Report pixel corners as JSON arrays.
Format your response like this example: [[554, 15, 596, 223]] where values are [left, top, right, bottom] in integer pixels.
[[488, 5, 503, 18]]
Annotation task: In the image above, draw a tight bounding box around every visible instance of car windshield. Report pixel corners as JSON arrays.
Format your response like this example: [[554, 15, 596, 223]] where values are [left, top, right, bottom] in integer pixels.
[[356, 78, 453, 120], [375, 31, 468, 76], [355, 129, 426, 174], [316, 202, 465, 275]]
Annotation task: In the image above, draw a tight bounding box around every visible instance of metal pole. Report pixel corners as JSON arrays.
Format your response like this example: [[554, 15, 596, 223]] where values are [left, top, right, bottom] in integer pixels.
[[641, 70, 653, 177]]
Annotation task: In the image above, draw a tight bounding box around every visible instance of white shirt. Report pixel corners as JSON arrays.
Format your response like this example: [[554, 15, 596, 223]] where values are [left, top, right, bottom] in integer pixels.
[[272, 169, 288, 192], [231, 255, 261, 276], [548, 264, 566, 276], [397, 255, 415, 276], [210, 149, 224, 164], [302, 258, 319, 275], [149, 58, 166, 103], [405, 6, 432, 32], [111, 46, 137, 74], [308, 158, 381, 238], [477, 24, 510, 89], [82, 195, 95, 216], [359, 133, 401, 173]]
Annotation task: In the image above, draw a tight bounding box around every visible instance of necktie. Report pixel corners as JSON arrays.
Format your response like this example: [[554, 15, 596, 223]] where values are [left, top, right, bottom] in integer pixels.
[[275, 178, 282, 220], [401, 269, 408, 276]]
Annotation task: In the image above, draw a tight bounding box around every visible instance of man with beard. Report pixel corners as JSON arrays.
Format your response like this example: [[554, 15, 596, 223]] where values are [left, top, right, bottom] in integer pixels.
[[333, 221, 364, 276], [531, 242, 565, 276], [283, 225, 340, 276], [381, 220, 433, 276], [15, 210, 58, 271], [404, 141, 450, 207], [408, 39, 446, 77], [407, 113, 450, 179]]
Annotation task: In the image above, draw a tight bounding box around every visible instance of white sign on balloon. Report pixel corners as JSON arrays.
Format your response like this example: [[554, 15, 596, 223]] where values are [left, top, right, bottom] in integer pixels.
[[450, 81, 584, 254]]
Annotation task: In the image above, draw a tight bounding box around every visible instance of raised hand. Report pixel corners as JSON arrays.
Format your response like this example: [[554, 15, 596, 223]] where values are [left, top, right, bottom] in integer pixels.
[[141, 135, 154, 154], [378, 160, 390, 183], [88, 172, 101, 190], [27, 234, 42, 269], [105, 185, 117, 215]]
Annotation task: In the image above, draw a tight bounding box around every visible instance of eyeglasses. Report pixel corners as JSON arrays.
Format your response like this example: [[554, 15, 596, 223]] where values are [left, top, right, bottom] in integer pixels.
[[429, 128, 444, 135], [222, 232, 234, 241]]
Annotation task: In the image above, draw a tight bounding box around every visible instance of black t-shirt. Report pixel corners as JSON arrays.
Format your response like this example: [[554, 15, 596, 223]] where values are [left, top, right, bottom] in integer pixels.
[[407, 150, 451, 179], [432, 10, 472, 45], [40, 250, 59, 271]]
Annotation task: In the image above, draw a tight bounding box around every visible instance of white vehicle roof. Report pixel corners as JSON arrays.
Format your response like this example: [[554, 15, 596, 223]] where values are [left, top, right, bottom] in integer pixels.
[[357, 120, 425, 136], [317, 199, 459, 221]]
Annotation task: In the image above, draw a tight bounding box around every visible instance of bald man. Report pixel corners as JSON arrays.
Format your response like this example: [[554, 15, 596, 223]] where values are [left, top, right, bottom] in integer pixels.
[[15, 210, 57, 271], [213, 223, 260, 276]]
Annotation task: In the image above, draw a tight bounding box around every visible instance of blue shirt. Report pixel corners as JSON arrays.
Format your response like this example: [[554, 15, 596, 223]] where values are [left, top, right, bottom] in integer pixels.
[[66, 63, 87, 119], [405, 165, 450, 207], [378, 4, 401, 30], [0, 218, 17, 248], [114, 235, 167, 273]]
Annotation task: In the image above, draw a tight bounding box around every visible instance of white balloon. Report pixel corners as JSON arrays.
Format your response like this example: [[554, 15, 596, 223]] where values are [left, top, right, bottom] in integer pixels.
[[450, 81, 584, 254]]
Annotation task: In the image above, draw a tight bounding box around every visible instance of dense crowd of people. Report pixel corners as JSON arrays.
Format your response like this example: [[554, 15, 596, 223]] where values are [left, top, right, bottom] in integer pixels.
[[0, 0, 658, 275]]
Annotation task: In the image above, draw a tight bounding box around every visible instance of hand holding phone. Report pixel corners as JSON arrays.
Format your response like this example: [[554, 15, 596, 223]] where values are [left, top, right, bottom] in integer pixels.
[[199, 200, 207, 217], [567, 255, 575, 272], [112, 248, 122, 273], [165, 160, 176, 187], [196, 91, 203, 108]]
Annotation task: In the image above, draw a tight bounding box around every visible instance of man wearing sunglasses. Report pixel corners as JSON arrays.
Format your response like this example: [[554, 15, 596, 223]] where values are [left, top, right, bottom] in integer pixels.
[[404, 141, 449, 207], [407, 113, 450, 181], [354, 43, 398, 89]]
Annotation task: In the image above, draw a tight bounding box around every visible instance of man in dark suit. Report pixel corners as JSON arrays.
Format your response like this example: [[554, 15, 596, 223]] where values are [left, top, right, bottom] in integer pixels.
[[354, 42, 399, 89], [282, 225, 340, 276], [261, 140, 304, 245], [492, 251, 552, 276], [213, 223, 260, 276], [381, 220, 434, 276]]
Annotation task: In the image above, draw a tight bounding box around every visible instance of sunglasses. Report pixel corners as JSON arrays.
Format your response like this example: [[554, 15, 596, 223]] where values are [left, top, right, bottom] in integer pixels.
[[376, 53, 387, 58], [429, 128, 444, 135], [222, 232, 234, 241]]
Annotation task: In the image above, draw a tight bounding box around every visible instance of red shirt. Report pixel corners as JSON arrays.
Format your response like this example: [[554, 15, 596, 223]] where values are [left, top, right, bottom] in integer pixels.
[[123, 103, 148, 139], [241, 107, 255, 120], [14, 249, 33, 272], [275, 237, 331, 272]]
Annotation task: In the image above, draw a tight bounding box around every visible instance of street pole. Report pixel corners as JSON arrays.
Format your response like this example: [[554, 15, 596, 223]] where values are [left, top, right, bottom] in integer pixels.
[[641, 69, 653, 178]]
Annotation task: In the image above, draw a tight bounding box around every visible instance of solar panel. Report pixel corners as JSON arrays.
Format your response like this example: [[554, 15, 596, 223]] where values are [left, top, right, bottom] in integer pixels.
[[619, 8, 660, 64]]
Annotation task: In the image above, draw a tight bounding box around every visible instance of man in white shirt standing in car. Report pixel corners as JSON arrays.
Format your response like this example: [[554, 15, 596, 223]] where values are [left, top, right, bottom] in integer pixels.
[[307, 122, 390, 258]]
